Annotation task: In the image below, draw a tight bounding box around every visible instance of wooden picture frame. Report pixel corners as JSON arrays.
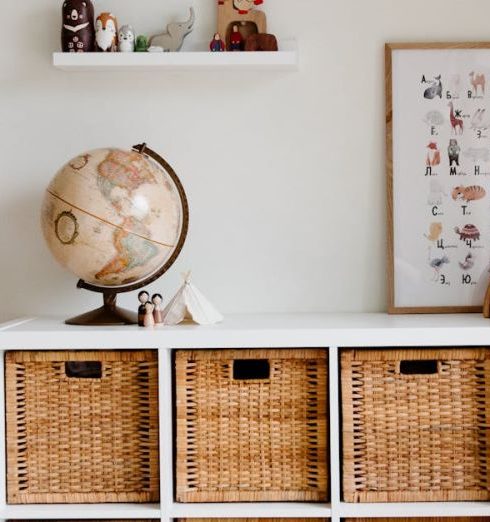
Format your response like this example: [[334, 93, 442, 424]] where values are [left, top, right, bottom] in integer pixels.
[[387, 42, 490, 314]]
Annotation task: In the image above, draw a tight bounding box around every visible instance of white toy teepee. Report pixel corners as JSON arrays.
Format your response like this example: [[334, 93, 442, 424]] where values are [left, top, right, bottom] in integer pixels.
[[161, 272, 224, 326]]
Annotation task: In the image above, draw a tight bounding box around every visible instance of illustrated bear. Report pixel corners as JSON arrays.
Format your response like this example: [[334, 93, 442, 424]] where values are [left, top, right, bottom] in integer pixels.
[[448, 139, 460, 167]]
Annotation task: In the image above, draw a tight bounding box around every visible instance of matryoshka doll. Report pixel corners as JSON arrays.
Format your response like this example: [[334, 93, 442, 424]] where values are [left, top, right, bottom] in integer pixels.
[[61, 0, 95, 52], [95, 12, 118, 52]]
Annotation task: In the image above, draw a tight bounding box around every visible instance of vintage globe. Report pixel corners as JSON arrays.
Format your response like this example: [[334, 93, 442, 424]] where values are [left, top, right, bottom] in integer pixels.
[[41, 144, 188, 324]]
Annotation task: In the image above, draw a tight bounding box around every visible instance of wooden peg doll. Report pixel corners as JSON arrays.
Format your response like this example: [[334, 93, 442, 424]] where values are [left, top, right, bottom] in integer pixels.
[[143, 302, 155, 328], [138, 291, 149, 327], [152, 294, 164, 324]]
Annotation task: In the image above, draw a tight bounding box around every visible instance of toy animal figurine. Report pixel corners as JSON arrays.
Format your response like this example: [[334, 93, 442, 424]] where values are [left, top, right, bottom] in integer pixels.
[[118, 25, 135, 52], [469, 71, 486, 96], [210, 33, 225, 52], [218, 0, 266, 50], [149, 7, 195, 52], [95, 12, 118, 52], [244, 33, 278, 51], [61, 0, 95, 53], [234, 0, 263, 13], [423, 75, 442, 99], [135, 35, 149, 52], [448, 139, 460, 166], [137, 291, 150, 327], [230, 25, 243, 51]]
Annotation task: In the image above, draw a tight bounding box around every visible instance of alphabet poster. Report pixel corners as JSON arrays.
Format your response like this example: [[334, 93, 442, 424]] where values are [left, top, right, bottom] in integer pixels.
[[388, 44, 490, 312]]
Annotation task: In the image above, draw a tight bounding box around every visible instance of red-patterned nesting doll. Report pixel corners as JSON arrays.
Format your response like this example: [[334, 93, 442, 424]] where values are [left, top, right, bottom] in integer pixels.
[[61, 0, 95, 52]]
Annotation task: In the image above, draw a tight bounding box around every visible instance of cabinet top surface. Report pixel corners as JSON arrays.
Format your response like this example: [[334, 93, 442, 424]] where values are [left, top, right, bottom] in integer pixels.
[[1, 313, 490, 349]]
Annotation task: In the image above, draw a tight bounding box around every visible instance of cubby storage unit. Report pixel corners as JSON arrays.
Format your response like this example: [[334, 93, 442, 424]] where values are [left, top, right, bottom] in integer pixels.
[[175, 349, 328, 502], [3, 313, 490, 522]]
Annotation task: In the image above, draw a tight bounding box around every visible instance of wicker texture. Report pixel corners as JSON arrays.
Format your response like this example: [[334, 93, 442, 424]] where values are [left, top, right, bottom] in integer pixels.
[[6, 351, 160, 504], [176, 349, 328, 502], [342, 348, 490, 502]]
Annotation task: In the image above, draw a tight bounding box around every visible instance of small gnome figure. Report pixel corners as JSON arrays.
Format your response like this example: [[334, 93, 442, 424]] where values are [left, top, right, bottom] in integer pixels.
[[95, 12, 118, 52], [137, 291, 150, 327], [61, 0, 95, 52], [229, 25, 243, 51], [210, 33, 225, 52], [152, 294, 164, 324], [118, 25, 135, 52], [234, 0, 263, 14], [143, 302, 155, 328]]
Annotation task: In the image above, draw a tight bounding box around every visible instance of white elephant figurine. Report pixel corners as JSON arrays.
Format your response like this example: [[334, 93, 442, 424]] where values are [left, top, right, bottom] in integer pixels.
[[149, 7, 195, 52]]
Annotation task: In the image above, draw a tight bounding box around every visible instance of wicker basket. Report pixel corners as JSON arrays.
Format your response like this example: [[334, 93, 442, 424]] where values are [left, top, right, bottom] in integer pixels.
[[6, 350, 160, 504], [175, 348, 328, 502], [342, 348, 490, 502]]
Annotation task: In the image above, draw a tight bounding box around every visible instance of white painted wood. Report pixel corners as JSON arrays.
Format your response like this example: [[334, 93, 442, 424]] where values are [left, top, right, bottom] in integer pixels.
[[0, 351, 6, 507], [2, 313, 490, 519], [52, 40, 298, 72], [169, 502, 332, 518], [0, 503, 161, 518]]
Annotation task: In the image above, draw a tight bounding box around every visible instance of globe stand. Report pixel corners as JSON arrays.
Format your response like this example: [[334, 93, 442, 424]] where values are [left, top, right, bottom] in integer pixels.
[[65, 286, 137, 326]]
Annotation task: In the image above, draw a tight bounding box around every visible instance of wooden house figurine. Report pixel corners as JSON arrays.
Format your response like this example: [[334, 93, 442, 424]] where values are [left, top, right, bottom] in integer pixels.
[[217, 0, 266, 51]]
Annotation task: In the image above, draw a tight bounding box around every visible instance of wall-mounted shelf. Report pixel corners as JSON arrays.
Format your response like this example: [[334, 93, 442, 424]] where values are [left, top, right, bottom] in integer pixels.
[[52, 40, 298, 72]]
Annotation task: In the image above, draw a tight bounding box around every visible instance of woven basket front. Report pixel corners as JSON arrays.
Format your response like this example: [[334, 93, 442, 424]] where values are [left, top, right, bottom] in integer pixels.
[[6, 350, 160, 504], [342, 348, 490, 502], [176, 349, 328, 502]]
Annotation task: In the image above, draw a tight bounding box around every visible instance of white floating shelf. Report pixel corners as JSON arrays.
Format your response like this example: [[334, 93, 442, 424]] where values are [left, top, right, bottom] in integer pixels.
[[52, 39, 298, 72]]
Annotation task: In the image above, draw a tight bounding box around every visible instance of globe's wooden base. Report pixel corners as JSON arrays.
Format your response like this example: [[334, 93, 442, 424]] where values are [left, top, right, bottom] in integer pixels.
[[66, 293, 137, 326]]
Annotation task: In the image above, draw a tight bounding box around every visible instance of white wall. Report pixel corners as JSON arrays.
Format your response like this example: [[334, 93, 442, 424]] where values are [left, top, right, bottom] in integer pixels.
[[1, 0, 489, 321]]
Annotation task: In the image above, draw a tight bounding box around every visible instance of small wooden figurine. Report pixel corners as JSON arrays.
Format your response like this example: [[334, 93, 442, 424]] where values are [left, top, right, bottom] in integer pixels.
[[217, 0, 266, 51], [244, 33, 278, 51], [152, 294, 163, 324], [234, 0, 264, 14], [135, 35, 149, 52], [95, 12, 118, 52], [143, 302, 155, 328], [61, 0, 95, 53], [229, 25, 243, 51], [149, 7, 195, 52], [138, 291, 150, 327], [118, 25, 135, 52], [210, 33, 225, 52]]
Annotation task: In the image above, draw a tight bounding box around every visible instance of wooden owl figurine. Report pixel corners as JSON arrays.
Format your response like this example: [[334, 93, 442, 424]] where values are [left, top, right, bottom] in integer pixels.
[[61, 0, 95, 52], [95, 12, 118, 52]]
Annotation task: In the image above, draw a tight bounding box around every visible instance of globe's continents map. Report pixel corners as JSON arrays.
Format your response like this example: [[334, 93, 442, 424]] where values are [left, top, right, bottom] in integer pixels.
[[41, 148, 184, 288]]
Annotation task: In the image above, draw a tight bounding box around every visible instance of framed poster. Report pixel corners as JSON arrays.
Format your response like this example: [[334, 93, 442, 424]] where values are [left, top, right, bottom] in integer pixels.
[[387, 43, 490, 313]]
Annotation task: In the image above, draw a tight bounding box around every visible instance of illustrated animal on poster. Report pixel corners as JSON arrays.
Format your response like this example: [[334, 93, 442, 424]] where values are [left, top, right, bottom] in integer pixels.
[[95, 12, 118, 52], [448, 139, 460, 166], [217, 0, 266, 51], [429, 254, 449, 281], [470, 108, 490, 130], [449, 74, 461, 97], [149, 7, 195, 52], [469, 71, 486, 96], [451, 185, 486, 202], [448, 102, 464, 134], [245, 33, 278, 51], [423, 110, 445, 127], [233, 0, 263, 14], [427, 179, 447, 205], [459, 251, 475, 271], [423, 75, 442, 99], [463, 147, 490, 162], [61, 0, 95, 53], [426, 142, 441, 166], [118, 25, 135, 52], [424, 222, 443, 242], [454, 224, 480, 242]]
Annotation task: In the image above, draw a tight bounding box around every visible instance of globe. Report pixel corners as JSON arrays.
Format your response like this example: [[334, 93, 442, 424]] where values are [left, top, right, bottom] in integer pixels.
[[41, 144, 188, 325]]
